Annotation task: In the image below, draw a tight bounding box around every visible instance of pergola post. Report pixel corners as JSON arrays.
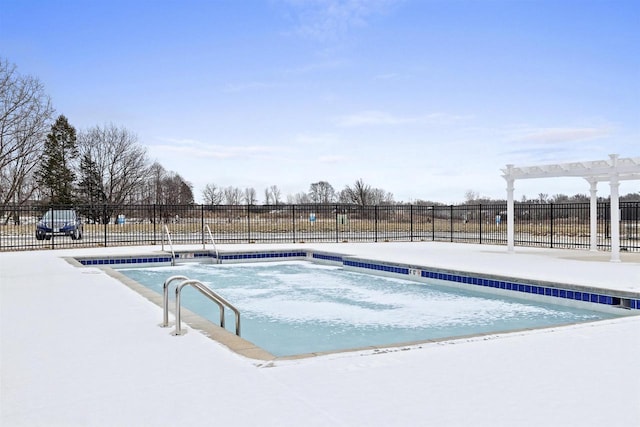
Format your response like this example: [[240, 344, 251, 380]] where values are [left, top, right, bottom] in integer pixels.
[[609, 155, 621, 262], [505, 165, 515, 253], [588, 179, 598, 252]]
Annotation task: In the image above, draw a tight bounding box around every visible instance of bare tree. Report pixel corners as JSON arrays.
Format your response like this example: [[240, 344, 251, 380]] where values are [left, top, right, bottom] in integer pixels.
[[340, 178, 372, 205], [136, 162, 193, 205], [243, 187, 257, 205], [308, 181, 335, 203], [161, 173, 193, 205], [0, 59, 54, 208], [568, 193, 589, 203], [551, 194, 570, 203], [263, 187, 271, 205], [77, 123, 149, 206], [143, 162, 166, 205], [621, 192, 640, 202], [202, 183, 223, 205], [269, 185, 281, 205], [287, 192, 310, 204], [538, 193, 549, 204], [370, 188, 394, 205], [339, 178, 393, 206], [223, 186, 243, 205], [464, 190, 479, 204]]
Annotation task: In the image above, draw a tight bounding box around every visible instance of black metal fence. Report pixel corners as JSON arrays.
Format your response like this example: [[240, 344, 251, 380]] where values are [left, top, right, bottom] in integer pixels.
[[1, 202, 638, 252]]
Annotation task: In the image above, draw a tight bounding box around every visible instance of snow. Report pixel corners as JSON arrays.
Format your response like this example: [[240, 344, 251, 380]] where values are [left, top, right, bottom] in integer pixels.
[[2, 242, 639, 427]]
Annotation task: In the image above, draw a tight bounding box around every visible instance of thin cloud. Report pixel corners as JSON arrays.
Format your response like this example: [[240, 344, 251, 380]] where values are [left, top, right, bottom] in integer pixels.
[[337, 110, 402, 126], [222, 81, 279, 93], [295, 132, 341, 145], [153, 138, 281, 159], [283, 58, 347, 75], [318, 154, 347, 163], [500, 126, 613, 165], [336, 110, 472, 127], [282, 0, 399, 42], [372, 72, 403, 81], [512, 127, 612, 144]]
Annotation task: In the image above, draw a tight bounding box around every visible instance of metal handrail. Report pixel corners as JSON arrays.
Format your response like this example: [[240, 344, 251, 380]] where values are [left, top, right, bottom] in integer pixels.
[[203, 224, 220, 263], [172, 279, 241, 337], [160, 275, 188, 327], [162, 225, 176, 266], [161, 275, 225, 330]]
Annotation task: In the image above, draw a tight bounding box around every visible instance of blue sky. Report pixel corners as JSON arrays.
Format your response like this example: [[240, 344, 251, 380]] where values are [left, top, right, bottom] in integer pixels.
[[2, 0, 638, 203]]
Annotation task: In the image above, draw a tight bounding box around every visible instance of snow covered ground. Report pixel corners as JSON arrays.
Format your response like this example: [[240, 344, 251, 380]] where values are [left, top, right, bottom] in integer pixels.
[[2, 242, 639, 427]]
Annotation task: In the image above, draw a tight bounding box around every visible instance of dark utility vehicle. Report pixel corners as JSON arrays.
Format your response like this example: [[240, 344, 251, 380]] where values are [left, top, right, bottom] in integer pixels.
[[36, 209, 83, 240]]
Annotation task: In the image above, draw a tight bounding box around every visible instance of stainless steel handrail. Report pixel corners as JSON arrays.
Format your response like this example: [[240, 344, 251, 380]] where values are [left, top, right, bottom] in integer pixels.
[[161, 275, 225, 330], [160, 275, 188, 327], [162, 225, 176, 266], [172, 279, 241, 337], [202, 224, 220, 263]]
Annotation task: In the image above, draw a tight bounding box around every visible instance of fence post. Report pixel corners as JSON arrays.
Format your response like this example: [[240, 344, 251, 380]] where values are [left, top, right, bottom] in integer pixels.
[[152, 205, 157, 245], [247, 205, 251, 243], [103, 204, 107, 247], [410, 205, 413, 242], [50, 206, 56, 250], [550, 203, 554, 248], [335, 205, 339, 243], [292, 205, 296, 243], [450, 205, 454, 242], [201, 205, 205, 246], [433, 206, 438, 241], [479, 204, 483, 244], [374, 205, 378, 242]]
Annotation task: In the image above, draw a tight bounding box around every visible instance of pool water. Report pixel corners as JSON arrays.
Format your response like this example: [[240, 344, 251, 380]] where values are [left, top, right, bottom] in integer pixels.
[[119, 261, 616, 357]]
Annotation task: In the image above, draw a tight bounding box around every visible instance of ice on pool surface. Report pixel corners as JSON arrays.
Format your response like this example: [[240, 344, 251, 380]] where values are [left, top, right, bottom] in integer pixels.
[[120, 261, 614, 356]]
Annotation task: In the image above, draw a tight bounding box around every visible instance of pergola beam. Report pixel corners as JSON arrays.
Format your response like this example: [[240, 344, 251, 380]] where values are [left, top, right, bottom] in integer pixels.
[[503, 156, 639, 181]]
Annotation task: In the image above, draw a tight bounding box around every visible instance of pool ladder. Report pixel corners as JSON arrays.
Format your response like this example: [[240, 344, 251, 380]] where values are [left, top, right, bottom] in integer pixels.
[[161, 225, 176, 266], [161, 225, 220, 265], [161, 276, 241, 337], [203, 224, 220, 264]]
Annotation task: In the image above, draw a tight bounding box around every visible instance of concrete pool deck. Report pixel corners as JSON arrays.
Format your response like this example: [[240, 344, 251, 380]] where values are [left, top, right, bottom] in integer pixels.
[[2, 242, 639, 426]]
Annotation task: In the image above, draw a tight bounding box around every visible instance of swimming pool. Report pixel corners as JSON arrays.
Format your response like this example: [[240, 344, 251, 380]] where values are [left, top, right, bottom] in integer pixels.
[[118, 261, 617, 357]]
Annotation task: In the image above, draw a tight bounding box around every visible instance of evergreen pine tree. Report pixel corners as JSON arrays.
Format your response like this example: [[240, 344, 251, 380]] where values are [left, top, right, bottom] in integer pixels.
[[78, 152, 106, 222], [36, 115, 78, 205]]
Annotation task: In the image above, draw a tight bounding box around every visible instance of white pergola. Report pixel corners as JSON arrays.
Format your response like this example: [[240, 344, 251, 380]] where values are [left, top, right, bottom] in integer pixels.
[[502, 154, 640, 262]]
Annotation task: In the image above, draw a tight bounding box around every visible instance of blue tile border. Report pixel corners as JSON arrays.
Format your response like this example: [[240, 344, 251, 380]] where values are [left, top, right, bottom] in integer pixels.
[[78, 256, 173, 266], [343, 260, 410, 275], [312, 253, 344, 263], [342, 258, 639, 311], [218, 251, 306, 261], [409, 268, 627, 309], [77, 250, 306, 266]]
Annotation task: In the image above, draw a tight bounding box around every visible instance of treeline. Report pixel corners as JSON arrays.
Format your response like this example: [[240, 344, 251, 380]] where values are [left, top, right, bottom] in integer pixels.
[[1, 59, 192, 218], [201, 178, 394, 206]]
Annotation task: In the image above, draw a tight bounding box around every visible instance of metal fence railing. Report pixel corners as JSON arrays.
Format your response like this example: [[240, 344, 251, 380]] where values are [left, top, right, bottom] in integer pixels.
[[1, 202, 638, 252]]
